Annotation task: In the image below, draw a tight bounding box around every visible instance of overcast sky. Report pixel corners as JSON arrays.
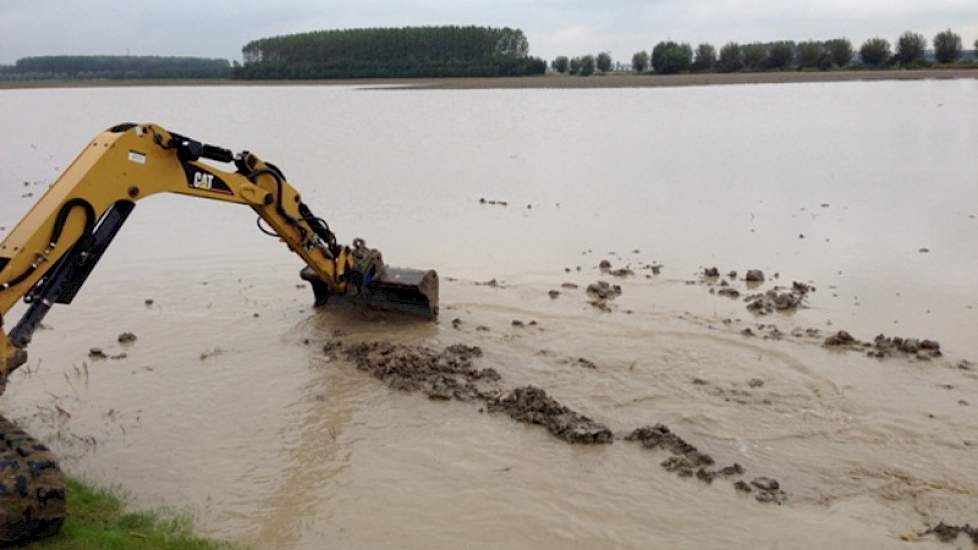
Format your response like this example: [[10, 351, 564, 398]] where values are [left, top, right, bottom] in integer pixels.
[[2, 0, 977, 64]]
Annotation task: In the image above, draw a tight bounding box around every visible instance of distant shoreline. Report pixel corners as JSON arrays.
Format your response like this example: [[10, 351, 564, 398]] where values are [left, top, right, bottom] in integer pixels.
[[2, 68, 977, 91]]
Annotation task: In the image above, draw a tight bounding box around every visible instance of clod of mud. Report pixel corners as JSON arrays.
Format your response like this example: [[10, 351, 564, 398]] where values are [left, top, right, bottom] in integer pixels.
[[478, 198, 509, 207], [869, 335, 941, 359], [87, 348, 106, 359], [489, 386, 613, 444], [587, 281, 622, 312], [704, 267, 720, 278], [608, 268, 633, 278], [599, 259, 612, 270], [117, 332, 137, 344], [824, 330, 856, 346], [745, 270, 765, 282], [512, 320, 525, 328], [822, 330, 942, 360], [587, 282, 622, 299], [451, 318, 462, 330], [341, 342, 501, 401], [577, 358, 598, 370], [745, 281, 813, 315], [727, 270, 737, 279], [919, 522, 978, 544], [561, 282, 579, 289], [144, 298, 154, 306], [717, 288, 741, 299], [751, 477, 788, 504], [625, 425, 766, 495], [548, 290, 560, 299]]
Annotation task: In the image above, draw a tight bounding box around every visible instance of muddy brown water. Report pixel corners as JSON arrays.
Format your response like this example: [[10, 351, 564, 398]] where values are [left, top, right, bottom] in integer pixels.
[[1, 81, 978, 548]]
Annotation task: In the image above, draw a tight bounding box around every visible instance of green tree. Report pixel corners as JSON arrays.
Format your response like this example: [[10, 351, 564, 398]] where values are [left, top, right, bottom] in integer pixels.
[[569, 57, 581, 74], [895, 31, 927, 66], [552, 56, 569, 73], [236, 26, 545, 79], [632, 51, 649, 73], [740, 43, 768, 71], [579, 54, 596, 76], [651, 41, 692, 74], [765, 41, 795, 69], [3, 55, 231, 80], [826, 38, 853, 67], [692, 43, 717, 71], [859, 37, 891, 66], [796, 41, 823, 68], [717, 42, 743, 72], [933, 29, 963, 63], [596, 52, 613, 73]]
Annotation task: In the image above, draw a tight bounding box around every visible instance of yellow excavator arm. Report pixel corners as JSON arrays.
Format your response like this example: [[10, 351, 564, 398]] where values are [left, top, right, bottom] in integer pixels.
[[0, 123, 437, 390]]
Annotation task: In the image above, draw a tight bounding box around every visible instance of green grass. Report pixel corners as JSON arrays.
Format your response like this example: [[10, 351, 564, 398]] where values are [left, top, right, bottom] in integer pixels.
[[26, 477, 232, 550]]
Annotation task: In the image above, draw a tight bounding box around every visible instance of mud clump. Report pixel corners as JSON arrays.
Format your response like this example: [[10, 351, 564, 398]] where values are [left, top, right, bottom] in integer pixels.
[[626, 424, 782, 503], [341, 342, 500, 401], [586, 281, 622, 311], [750, 477, 788, 504], [745, 269, 765, 282], [870, 335, 941, 359], [745, 281, 813, 315], [117, 332, 137, 344], [717, 288, 741, 299], [478, 198, 508, 207], [87, 348, 106, 359], [548, 290, 560, 299], [822, 330, 942, 360], [489, 386, 613, 444], [920, 522, 978, 544], [704, 267, 720, 278], [824, 330, 856, 346]]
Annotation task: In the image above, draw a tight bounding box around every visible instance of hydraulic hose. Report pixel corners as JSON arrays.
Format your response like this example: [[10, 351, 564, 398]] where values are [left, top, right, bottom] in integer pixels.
[[0, 199, 95, 290]]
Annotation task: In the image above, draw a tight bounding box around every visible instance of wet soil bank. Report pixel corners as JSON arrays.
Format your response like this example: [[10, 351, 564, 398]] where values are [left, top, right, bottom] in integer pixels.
[[3, 68, 977, 92], [334, 340, 787, 505]]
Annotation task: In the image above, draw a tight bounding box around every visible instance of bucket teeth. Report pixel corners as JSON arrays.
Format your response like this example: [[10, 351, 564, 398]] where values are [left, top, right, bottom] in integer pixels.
[[300, 266, 438, 319]]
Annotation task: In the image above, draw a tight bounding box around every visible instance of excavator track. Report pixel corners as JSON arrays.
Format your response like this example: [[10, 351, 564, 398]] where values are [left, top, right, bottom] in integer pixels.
[[0, 415, 65, 546]]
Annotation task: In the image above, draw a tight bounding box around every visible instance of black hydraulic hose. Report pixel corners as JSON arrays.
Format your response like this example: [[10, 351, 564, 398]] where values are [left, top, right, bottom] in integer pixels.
[[247, 167, 309, 241], [0, 198, 95, 290]]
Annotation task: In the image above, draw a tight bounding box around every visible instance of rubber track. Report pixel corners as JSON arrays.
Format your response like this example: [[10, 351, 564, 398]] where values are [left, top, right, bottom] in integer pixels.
[[0, 415, 65, 546]]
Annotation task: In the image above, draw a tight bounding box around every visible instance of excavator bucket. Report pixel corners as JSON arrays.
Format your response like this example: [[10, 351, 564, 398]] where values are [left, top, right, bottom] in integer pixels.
[[301, 266, 439, 319]]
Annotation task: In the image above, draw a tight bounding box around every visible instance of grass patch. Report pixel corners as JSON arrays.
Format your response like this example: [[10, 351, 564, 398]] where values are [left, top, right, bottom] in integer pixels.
[[26, 476, 232, 550]]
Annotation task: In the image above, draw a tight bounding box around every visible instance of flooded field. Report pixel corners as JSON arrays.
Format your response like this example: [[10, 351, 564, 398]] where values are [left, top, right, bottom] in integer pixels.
[[1, 80, 977, 548]]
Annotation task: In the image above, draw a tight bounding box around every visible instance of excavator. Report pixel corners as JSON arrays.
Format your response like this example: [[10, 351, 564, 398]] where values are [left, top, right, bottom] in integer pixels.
[[0, 123, 439, 544]]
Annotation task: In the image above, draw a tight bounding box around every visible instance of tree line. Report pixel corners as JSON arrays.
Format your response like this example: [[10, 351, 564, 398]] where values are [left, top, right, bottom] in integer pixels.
[[234, 26, 546, 79], [552, 30, 978, 75], [0, 56, 232, 80]]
